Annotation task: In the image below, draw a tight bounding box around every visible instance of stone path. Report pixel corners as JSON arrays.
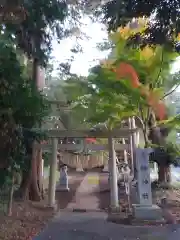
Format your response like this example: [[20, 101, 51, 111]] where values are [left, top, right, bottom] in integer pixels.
[[34, 172, 180, 240], [34, 211, 180, 240], [55, 172, 86, 209], [66, 172, 101, 211]]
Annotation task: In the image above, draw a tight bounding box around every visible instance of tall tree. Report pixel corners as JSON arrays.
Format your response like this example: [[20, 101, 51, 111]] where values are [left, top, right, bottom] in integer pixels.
[[2, 0, 80, 201], [0, 34, 48, 199], [65, 20, 180, 183]]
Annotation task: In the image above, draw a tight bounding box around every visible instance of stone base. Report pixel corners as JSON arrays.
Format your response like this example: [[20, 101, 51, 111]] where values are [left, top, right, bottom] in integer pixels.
[[76, 167, 84, 172], [109, 205, 121, 213], [31, 201, 57, 211], [56, 186, 70, 192], [131, 218, 167, 226], [132, 204, 163, 220], [46, 204, 58, 211], [46, 201, 58, 211], [102, 165, 109, 172]]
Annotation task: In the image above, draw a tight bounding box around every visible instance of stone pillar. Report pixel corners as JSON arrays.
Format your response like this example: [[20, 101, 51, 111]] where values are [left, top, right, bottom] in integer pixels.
[[42, 159, 44, 177], [131, 117, 137, 147], [108, 134, 119, 209], [132, 148, 163, 220], [135, 148, 153, 205], [48, 138, 58, 207], [136, 130, 140, 146], [122, 138, 128, 164], [154, 162, 158, 172], [128, 118, 134, 175]]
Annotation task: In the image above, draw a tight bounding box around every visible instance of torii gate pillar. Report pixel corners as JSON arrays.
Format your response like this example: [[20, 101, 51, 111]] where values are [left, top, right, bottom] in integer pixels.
[[108, 134, 119, 210], [48, 138, 58, 207]]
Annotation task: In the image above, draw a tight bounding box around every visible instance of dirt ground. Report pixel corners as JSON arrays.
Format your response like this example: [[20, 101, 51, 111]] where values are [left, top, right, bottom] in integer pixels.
[[1, 172, 180, 239], [0, 173, 85, 240], [0, 199, 54, 240], [153, 186, 180, 223]]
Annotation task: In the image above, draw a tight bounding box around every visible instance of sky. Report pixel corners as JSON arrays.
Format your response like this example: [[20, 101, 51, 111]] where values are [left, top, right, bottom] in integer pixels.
[[52, 17, 180, 77], [51, 17, 109, 76]]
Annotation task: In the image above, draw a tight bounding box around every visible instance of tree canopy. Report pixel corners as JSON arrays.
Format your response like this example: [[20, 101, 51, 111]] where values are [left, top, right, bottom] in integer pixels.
[[97, 0, 180, 50], [60, 20, 180, 182], [4, 0, 69, 65], [64, 20, 179, 130]]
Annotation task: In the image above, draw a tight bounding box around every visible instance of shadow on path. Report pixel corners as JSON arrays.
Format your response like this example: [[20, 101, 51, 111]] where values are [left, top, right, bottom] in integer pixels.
[[55, 172, 86, 209]]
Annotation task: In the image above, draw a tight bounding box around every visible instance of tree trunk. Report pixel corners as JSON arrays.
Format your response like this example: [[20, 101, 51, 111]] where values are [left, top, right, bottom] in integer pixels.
[[16, 155, 31, 200], [27, 56, 42, 201], [158, 164, 166, 183], [18, 144, 42, 201], [18, 170, 31, 200], [7, 174, 14, 216], [17, 44, 43, 201], [32, 57, 39, 84], [142, 127, 149, 148], [158, 164, 171, 184], [29, 143, 41, 201], [37, 148, 44, 198], [165, 165, 171, 183]]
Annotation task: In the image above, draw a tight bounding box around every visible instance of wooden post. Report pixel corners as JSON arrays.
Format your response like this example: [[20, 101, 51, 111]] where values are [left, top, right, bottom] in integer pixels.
[[108, 134, 119, 209], [48, 138, 58, 207]]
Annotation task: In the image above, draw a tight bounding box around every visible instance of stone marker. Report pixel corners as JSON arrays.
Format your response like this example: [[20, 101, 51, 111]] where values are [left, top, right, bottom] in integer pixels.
[[57, 165, 69, 191], [132, 148, 163, 220], [136, 148, 153, 205]]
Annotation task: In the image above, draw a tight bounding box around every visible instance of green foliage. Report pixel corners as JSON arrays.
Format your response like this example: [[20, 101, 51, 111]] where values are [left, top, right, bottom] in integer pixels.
[[161, 114, 180, 129], [4, 0, 69, 65], [0, 37, 49, 127], [151, 142, 180, 167], [61, 24, 178, 132], [108, 25, 178, 91], [58, 22, 180, 169], [44, 74, 91, 130], [97, 0, 180, 49], [0, 35, 49, 185]]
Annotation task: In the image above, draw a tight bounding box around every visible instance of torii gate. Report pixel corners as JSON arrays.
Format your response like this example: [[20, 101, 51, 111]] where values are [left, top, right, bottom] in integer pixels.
[[37, 127, 138, 210]]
